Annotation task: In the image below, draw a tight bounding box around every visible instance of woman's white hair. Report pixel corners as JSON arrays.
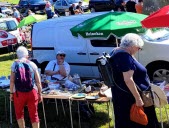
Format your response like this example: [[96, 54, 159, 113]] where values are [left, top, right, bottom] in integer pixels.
[[16, 46, 28, 59], [120, 33, 144, 48]]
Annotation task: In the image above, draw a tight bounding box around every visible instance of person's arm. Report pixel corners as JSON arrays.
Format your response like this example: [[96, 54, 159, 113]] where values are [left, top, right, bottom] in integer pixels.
[[44, 61, 60, 76], [123, 70, 144, 106], [34, 69, 42, 103], [45, 70, 60, 76], [59, 65, 67, 77], [10, 71, 15, 101]]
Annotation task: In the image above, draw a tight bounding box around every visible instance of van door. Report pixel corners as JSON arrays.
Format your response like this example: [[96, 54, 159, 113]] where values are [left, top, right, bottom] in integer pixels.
[[86, 35, 119, 78], [54, 25, 94, 78]]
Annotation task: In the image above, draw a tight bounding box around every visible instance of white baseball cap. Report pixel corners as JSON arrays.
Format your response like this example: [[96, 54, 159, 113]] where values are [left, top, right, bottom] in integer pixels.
[[56, 50, 66, 55]]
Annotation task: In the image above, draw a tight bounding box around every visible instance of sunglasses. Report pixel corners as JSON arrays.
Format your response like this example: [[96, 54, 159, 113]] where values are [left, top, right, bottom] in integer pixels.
[[138, 47, 142, 50], [59, 54, 66, 57]]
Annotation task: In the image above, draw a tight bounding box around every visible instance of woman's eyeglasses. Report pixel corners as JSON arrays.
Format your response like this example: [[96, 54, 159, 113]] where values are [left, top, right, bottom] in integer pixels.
[[59, 54, 66, 57], [138, 47, 142, 50]]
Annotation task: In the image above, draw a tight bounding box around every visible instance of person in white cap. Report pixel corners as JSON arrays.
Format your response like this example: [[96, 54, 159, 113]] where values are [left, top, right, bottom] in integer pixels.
[[45, 50, 70, 81]]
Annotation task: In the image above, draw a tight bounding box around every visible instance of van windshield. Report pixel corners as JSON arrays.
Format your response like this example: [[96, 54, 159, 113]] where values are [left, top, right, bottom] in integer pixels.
[[68, 0, 80, 4], [0, 20, 17, 32]]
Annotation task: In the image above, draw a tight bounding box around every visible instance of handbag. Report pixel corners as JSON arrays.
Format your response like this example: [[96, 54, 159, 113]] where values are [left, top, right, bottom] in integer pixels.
[[141, 90, 154, 107], [130, 103, 148, 125], [136, 84, 154, 107]]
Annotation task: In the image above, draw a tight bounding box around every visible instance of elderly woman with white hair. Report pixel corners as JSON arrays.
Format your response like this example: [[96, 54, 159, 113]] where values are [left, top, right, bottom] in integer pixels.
[[9, 46, 42, 128], [109, 33, 159, 128]]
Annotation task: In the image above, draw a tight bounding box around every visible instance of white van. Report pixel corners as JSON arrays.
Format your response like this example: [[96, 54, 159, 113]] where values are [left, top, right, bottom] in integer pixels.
[[32, 12, 169, 82], [0, 18, 22, 47]]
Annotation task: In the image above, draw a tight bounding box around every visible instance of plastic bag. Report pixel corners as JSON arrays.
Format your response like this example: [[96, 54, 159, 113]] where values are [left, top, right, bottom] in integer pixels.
[[130, 104, 148, 125]]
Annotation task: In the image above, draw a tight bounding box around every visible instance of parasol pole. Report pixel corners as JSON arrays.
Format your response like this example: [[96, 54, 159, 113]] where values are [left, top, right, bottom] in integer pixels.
[[116, 38, 119, 47]]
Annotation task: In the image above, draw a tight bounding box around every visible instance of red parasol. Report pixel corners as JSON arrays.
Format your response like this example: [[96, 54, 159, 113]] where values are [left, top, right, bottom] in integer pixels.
[[141, 5, 169, 28]]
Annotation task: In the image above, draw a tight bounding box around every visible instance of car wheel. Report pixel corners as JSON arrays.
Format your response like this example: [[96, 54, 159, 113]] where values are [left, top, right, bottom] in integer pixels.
[[147, 64, 169, 82], [90, 8, 95, 13]]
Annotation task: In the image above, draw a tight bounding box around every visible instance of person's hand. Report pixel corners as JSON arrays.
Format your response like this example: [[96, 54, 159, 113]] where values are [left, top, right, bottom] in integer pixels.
[[10, 94, 13, 101], [135, 97, 144, 107], [38, 94, 42, 103]]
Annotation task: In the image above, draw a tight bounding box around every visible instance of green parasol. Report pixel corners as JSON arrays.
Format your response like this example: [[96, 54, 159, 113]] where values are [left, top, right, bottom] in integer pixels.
[[70, 11, 147, 39], [17, 14, 47, 28]]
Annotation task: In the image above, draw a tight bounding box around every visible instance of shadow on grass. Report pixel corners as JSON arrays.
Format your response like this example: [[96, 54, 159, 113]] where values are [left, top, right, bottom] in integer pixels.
[[0, 53, 16, 61], [0, 96, 169, 128], [0, 98, 111, 128]]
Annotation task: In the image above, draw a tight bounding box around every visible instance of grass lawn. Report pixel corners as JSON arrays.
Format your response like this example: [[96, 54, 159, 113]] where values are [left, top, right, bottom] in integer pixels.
[[0, 0, 19, 4]]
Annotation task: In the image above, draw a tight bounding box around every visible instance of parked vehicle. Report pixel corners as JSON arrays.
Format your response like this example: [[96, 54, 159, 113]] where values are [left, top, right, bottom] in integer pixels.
[[32, 12, 169, 82], [15, 0, 46, 15], [89, 0, 115, 12], [0, 6, 13, 15], [0, 13, 7, 18], [54, 0, 89, 14], [0, 18, 22, 47], [0, 30, 18, 48]]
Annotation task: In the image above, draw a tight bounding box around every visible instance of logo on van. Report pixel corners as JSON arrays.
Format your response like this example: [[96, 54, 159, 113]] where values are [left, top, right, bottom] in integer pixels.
[[86, 32, 104, 36]]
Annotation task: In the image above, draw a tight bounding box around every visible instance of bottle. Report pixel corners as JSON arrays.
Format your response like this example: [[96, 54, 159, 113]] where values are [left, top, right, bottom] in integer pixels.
[[73, 74, 82, 87]]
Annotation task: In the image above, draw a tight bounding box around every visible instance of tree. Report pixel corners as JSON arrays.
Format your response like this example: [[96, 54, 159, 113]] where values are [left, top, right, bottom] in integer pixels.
[[143, 0, 169, 15]]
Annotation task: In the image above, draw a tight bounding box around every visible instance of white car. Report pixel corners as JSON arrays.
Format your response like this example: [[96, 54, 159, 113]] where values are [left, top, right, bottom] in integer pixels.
[[0, 30, 17, 48], [140, 29, 169, 82], [0, 13, 7, 18], [1, 6, 13, 15], [54, 0, 89, 13], [0, 18, 22, 47]]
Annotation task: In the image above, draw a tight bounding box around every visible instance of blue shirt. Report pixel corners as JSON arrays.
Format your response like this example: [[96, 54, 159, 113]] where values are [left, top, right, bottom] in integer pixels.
[[109, 49, 150, 92]]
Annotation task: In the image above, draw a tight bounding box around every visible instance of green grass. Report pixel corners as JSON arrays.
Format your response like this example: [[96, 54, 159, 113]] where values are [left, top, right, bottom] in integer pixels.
[[0, 0, 19, 4]]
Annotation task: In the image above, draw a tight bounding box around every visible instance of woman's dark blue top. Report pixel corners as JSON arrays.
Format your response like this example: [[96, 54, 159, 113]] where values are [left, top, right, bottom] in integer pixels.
[[109, 49, 150, 92]]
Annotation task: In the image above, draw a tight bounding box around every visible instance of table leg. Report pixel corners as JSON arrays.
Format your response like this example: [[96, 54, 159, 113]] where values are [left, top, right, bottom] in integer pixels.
[[77, 101, 81, 128], [110, 100, 115, 128], [10, 100, 12, 128], [61, 99, 66, 116], [69, 99, 73, 128], [55, 99, 58, 115], [107, 101, 110, 128], [42, 99, 47, 128], [4, 93, 7, 121]]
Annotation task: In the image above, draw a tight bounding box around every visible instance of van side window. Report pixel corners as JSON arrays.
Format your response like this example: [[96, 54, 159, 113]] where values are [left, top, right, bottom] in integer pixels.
[[7, 21, 17, 31], [0, 22, 8, 31], [90, 35, 120, 47]]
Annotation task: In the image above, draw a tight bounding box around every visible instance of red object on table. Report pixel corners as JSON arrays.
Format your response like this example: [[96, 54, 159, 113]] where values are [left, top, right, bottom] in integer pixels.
[[141, 5, 169, 28]]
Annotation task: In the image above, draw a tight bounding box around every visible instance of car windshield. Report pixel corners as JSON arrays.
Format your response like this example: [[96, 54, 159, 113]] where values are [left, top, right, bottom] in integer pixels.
[[67, 0, 81, 4], [0, 20, 17, 32], [1, 7, 8, 10], [19, 0, 43, 4], [143, 28, 169, 41], [19, 0, 29, 5], [29, 0, 44, 4]]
